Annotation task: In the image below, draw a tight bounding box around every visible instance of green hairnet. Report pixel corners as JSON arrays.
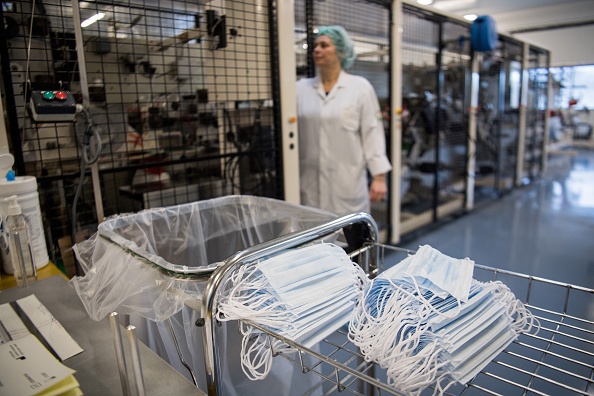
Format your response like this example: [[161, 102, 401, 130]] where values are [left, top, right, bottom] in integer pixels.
[[316, 25, 356, 70]]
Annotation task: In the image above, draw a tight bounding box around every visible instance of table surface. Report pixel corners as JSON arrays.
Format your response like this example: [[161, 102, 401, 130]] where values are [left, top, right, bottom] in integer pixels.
[[0, 262, 67, 290], [0, 275, 206, 396]]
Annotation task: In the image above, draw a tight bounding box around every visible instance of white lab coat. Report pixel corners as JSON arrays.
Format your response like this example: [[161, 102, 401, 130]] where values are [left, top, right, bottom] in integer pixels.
[[297, 71, 392, 216]]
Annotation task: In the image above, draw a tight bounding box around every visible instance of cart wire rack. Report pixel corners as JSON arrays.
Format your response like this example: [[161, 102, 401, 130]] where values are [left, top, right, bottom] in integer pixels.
[[202, 215, 594, 396]]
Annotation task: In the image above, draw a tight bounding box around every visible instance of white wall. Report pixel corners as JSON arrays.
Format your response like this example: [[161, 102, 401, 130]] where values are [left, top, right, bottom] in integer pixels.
[[514, 25, 594, 67], [492, 0, 594, 67]]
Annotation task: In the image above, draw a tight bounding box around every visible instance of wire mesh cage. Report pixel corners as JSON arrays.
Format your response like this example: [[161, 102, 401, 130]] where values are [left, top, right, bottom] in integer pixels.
[[434, 20, 470, 223], [1, 0, 284, 274], [221, 242, 594, 396], [400, 6, 440, 235], [294, 0, 392, 239], [474, 36, 523, 203], [524, 46, 550, 182], [399, 5, 471, 236], [0, 0, 553, 276]]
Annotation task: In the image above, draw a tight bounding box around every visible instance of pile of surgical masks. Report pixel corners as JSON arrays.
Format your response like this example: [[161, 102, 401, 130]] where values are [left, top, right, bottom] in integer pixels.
[[348, 245, 539, 396], [216, 242, 367, 380]]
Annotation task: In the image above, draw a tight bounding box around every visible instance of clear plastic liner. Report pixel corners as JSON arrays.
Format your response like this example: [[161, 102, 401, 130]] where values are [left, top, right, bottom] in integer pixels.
[[70, 195, 337, 322], [69, 196, 337, 396]]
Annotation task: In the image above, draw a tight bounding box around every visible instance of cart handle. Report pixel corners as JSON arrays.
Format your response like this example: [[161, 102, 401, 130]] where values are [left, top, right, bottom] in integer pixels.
[[199, 212, 378, 396]]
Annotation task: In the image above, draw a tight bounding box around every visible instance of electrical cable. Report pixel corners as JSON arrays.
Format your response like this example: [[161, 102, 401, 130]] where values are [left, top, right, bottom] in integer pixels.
[[77, 105, 102, 164], [21, 0, 37, 146], [208, 16, 224, 51], [222, 107, 273, 195], [71, 105, 102, 250]]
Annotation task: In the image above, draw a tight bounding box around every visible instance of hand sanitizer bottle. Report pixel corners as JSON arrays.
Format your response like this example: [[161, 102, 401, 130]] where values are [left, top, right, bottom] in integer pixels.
[[5, 195, 37, 287]]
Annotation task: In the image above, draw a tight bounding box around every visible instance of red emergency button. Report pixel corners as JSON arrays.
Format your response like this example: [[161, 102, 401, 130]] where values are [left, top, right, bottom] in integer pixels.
[[55, 91, 68, 101]]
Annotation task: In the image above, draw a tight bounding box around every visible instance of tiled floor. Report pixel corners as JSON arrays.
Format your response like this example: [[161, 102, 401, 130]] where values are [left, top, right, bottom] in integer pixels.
[[323, 148, 594, 396], [398, 148, 594, 289]]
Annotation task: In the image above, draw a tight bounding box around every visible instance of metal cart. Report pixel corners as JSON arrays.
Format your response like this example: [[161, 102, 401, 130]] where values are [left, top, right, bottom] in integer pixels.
[[199, 213, 594, 396]]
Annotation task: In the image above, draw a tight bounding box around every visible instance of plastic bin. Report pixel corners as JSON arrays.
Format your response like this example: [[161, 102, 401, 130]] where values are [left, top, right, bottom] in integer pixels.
[[71, 195, 338, 395]]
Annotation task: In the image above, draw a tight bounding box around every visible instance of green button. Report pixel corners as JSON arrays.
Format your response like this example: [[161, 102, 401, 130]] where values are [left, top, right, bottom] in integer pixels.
[[42, 91, 55, 100]]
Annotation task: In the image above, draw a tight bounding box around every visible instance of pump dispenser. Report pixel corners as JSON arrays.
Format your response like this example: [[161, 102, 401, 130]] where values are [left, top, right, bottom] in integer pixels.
[[0, 146, 48, 275], [5, 195, 37, 286]]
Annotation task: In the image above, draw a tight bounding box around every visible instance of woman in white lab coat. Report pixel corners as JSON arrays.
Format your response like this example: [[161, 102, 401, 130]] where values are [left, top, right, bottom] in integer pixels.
[[297, 25, 392, 221]]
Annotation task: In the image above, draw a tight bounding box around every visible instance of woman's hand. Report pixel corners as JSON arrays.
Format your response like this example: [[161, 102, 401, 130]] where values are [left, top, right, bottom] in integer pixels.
[[369, 174, 388, 202]]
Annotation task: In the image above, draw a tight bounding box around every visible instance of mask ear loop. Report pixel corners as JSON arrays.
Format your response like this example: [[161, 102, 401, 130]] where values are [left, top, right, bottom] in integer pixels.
[[488, 281, 540, 334], [403, 274, 464, 320], [432, 371, 457, 396], [220, 243, 371, 381], [349, 279, 447, 395], [233, 294, 295, 381], [347, 257, 369, 290], [217, 262, 293, 329], [350, 280, 426, 353], [352, 277, 540, 395], [240, 331, 273, 380], [383, 332, 445, 395]]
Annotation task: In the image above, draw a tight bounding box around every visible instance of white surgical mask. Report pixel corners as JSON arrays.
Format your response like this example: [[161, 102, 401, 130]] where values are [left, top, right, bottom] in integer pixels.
[[217, 242, 368, 380], [444, 318, 517, 384], [381, 245, 474, 303], [350, 250, 539, 396]]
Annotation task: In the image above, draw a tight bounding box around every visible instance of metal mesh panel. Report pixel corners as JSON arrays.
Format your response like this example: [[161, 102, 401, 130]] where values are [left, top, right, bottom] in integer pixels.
[[475, 54, 500, 200], [294, 0, 391, 237], [499, 38, 523, 188], [295, 0, 390, 102], [524, 46, 549, 181], [474, 36, 523, 202], [399, 6, 440, 235], [400, 8, 471, 235], [434, 20, 469, 221], [1, 0, 281, 274]]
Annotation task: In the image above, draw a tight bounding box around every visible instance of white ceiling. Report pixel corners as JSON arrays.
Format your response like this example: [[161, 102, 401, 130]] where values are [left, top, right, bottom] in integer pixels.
[[49, 0, 594, 39], [428, 0, 594, 34]]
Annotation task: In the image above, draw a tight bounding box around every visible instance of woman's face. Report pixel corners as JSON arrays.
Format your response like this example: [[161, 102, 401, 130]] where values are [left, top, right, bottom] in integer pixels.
[[313, 35, 341, 69]]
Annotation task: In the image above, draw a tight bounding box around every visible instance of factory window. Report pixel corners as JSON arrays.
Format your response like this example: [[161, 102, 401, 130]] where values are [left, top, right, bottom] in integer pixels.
[[551, 65, 594, 110]]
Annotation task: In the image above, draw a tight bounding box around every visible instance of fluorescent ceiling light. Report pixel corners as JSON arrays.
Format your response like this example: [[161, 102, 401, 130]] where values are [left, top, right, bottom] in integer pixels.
[[417, 0, 433, 5], [464, 14, 478, 21], [434, 0, 476, 11], [81, 12, 105, 28]]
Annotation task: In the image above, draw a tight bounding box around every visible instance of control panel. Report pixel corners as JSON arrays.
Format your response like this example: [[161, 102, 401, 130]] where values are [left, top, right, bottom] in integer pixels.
[[29, 90, 77, 122]]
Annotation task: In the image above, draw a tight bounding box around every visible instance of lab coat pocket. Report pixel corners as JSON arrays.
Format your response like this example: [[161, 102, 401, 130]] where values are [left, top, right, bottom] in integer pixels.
[[333, 163, 366, 202], [341, 106, 359, 133]]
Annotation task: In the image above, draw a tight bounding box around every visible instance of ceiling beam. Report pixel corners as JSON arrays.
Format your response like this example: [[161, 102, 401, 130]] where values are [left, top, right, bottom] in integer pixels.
[[509, 19, 594, 34]]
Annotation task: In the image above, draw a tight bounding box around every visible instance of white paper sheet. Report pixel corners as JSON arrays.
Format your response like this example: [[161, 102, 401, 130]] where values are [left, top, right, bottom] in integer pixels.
[[0, 303, 29, 342], [0, 334, 75, 396], [16, 295, 83, 361]]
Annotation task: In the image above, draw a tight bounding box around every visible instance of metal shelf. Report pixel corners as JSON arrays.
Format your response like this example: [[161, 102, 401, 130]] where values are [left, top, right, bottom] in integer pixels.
[[210, 242, 594, 395]]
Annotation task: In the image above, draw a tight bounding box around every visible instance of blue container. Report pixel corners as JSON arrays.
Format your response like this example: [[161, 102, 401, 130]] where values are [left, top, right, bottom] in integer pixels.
[[471, 15, 498, 52]]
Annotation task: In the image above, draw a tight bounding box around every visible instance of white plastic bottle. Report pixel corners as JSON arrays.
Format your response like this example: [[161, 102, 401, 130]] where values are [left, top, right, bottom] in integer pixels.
[[0, 148, 49, 274], [5, 195, 37, 286]]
